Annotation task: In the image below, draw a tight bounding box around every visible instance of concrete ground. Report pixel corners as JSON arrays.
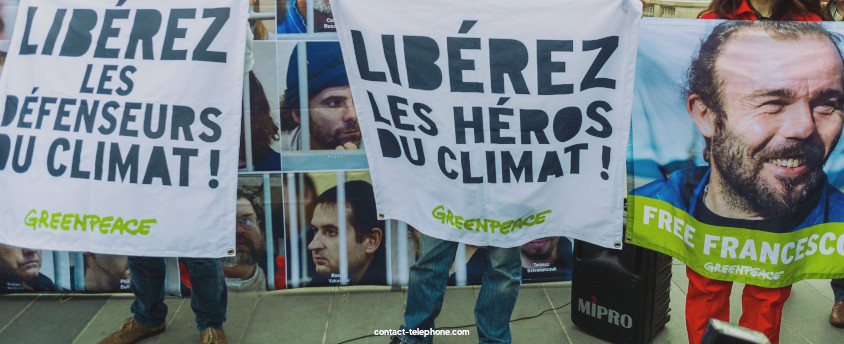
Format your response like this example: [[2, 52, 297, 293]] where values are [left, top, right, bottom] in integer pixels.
[[1, 261, 841, 343]]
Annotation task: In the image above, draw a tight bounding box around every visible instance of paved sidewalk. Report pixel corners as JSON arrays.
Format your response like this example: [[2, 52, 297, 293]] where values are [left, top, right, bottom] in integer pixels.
[[1, 262, 841, 343]]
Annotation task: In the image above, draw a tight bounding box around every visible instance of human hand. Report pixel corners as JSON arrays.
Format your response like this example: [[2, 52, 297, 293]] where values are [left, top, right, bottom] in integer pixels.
[[335, 142, 359, 150]]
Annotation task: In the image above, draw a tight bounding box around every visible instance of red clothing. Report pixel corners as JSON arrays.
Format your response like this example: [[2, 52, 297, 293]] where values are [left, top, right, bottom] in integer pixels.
[[699, 0, 822, 21], [689, 6, 817, 343], [686, 268, 791, 344], [673, 2, 821, 342]]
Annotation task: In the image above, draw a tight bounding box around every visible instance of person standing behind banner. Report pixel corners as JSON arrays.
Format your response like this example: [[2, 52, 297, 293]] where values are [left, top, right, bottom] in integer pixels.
[[96, 16, 261, 344], [822, 0, 844, 330], [391, 234, 520, 344], [390, 2, 647, 342], [97, 254, 228, 344]]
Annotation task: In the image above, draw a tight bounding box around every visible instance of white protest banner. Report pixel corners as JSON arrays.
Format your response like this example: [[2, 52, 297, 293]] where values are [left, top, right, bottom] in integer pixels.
[[332, 0, 640, 248], [0, 0, 247, 257]]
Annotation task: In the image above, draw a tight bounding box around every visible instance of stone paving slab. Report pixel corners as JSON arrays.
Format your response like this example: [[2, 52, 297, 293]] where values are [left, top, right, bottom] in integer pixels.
[[243, 288, 334, 344], [4, 294, 108, 344], [0, 294, 37, 332], [323, 288, 406, 344]]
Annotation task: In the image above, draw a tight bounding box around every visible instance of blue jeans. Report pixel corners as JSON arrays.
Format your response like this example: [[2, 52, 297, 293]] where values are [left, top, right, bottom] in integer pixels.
[[397, 234, 521, 344], [832, 279, 844, 302], [128, 256, 227, 331]]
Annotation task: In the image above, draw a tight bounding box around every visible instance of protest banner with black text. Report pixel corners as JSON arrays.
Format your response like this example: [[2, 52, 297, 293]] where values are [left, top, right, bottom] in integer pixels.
[[332, 0, 641, 248], [0, 0, 247, 257]]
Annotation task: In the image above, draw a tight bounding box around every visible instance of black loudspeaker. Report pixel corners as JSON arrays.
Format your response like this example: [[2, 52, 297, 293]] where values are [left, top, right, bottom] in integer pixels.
[[571, 238, 672, 343]]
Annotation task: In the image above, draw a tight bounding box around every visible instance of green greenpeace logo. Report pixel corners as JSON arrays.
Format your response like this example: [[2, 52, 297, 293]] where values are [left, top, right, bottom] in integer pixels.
[[628, 196, 844, 288], [24, 209, 156, 236], [702, 262, 784, 281], [431, 205, 551, 235]]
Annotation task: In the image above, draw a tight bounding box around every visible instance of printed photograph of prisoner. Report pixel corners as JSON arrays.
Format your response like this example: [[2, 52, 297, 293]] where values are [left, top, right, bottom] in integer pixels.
[[242, 41, 283, 171], [248, 0, 276, 40], [82, 253, 130, 292], [181, 179, 286, 292], [278, 41, 362, 151], [0, 244, 57, 292], [281, 172, 386, 287], [520, 236, 573, 283], [276, 0, 336, 34], [630, 20, 844, 344]]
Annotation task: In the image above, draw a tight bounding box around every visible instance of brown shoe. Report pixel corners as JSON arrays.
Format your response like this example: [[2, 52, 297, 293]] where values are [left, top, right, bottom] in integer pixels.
[[97, 317, 166, 344], [831, 301, 844, 328], [200, 328, 228, 344]]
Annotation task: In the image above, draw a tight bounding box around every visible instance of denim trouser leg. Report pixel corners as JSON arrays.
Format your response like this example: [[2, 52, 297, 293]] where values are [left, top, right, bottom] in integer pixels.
[[475, 246, 521, 344], [832, 279, 844, 302], [128, 256, 168, 328], [398, 234, 458, 344], [182, 258, 227, 331]]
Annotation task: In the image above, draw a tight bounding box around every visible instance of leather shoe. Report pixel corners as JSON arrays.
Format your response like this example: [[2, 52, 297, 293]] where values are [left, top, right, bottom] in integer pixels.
[[200, 328, 228, 344], [97, 317, 165, 344], [830, 301, 844, 328]]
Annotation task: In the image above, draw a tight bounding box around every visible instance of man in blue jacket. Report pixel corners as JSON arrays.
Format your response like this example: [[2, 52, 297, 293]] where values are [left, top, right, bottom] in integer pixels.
[[633, 21, 844, 344]]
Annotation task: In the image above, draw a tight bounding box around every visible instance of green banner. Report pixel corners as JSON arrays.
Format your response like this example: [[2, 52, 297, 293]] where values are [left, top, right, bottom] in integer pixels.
[[627, 196, 844, 288]]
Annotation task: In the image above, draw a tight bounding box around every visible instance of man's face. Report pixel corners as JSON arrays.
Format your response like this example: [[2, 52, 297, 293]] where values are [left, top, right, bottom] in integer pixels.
[[234, 198, 264, 266], [521, 237, 560, 261], [313, 0, 332, 14], [307, 203, 369, 275], [307, 85, 360, 150], [709, 30, 844, 216], [0, 244, 42, 280], [89, 254, 129, 279]]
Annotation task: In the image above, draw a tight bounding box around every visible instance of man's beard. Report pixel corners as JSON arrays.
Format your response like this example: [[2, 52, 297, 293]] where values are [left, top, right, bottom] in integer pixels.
[[223, 236, 261, 267], [710, 121, 826, 217], [522, 249, 553, 262], [311, 121, 361, 149]]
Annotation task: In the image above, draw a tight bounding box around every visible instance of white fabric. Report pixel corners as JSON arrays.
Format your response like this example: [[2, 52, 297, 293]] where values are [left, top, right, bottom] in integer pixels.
[[332, 0, 641, 248], [0, 0, 248, 257]]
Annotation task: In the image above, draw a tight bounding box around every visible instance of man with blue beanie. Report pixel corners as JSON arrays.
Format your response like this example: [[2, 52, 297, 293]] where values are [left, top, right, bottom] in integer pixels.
[[279, 41, 360, 151]]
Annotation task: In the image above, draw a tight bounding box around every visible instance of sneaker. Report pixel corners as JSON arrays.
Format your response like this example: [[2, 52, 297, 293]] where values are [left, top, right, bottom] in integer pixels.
[[388, 335, 406, 344], [97, 317, 166, 344], [200, 328, 228, 344]]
